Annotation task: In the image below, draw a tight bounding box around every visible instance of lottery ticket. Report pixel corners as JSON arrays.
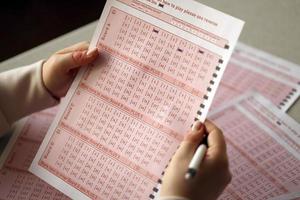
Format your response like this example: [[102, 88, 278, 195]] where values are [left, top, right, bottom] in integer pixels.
[[30, 0, 244, 199]]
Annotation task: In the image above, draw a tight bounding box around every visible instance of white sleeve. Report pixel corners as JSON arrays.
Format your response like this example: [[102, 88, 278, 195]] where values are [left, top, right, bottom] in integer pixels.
[[0, 60, 59, 136]]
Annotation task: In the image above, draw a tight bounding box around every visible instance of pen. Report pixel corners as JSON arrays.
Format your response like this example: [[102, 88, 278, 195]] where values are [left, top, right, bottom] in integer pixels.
[[185, 133, 208, 180]]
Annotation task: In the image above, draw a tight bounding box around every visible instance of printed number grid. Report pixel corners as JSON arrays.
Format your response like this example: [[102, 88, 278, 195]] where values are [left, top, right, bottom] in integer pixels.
[[83, 56, 197, 128], [41, 128, 155, 200], [0, 169, 69, 200], [0, 108, 69, 200], [4, 110, 56, 171], [99, 7, 221, 90], [211, 62, 294, 109], [40, 88, 177, 199], [210, 106, 300, 200]]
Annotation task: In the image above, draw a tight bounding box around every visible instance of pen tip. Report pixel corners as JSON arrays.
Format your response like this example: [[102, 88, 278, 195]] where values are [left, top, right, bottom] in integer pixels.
[[185, 169, 196, 180], [185, 173, 192, 180]]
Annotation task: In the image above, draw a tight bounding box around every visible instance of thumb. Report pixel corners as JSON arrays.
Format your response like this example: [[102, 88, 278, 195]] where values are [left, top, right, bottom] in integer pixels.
[[174, 121, 205, 161], [57, 48, 99, 72]]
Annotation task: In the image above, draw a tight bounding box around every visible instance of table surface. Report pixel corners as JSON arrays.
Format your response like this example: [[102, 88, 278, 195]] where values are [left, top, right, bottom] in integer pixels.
[[0, 0, 299, 122]]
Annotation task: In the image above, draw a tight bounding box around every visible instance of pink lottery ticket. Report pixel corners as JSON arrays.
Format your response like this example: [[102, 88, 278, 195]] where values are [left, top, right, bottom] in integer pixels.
[[211, 42, 300, 112], [234, 42, 300, 86], [30, 0, 244, 199], [0, 107, 70, 200], [0, 168, 69, 200], [209, 93, 300, 200], [3, 108, 57, 171]]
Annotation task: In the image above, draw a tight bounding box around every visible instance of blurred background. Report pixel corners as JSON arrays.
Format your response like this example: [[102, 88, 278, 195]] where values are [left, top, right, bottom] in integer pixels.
[[0, 0, 105, 62], [1, 1, 299, 64]]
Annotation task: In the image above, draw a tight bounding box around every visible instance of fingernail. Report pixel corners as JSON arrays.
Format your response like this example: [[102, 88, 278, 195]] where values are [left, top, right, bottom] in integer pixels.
[[192, 121, 203, 132], [87, 48, 98, 56]]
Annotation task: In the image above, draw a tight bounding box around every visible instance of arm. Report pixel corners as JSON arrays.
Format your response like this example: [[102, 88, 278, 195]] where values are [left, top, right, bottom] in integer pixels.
[[0, 60, 58, 134], [0, 42, 98, 135]]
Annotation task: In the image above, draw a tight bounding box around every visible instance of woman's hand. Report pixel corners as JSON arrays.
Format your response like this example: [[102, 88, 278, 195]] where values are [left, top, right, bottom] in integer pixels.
[[42, 41, 99, 98], [160, 120, 231, 200]]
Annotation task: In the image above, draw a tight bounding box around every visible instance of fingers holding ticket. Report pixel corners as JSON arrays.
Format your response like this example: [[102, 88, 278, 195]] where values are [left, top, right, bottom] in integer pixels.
[[42, 42, 99, 98], [160, 120, 231, 200]]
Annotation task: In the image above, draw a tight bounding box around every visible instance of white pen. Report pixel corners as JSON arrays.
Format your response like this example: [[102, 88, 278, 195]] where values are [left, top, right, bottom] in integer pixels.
[[185, 126, 208, 180]]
